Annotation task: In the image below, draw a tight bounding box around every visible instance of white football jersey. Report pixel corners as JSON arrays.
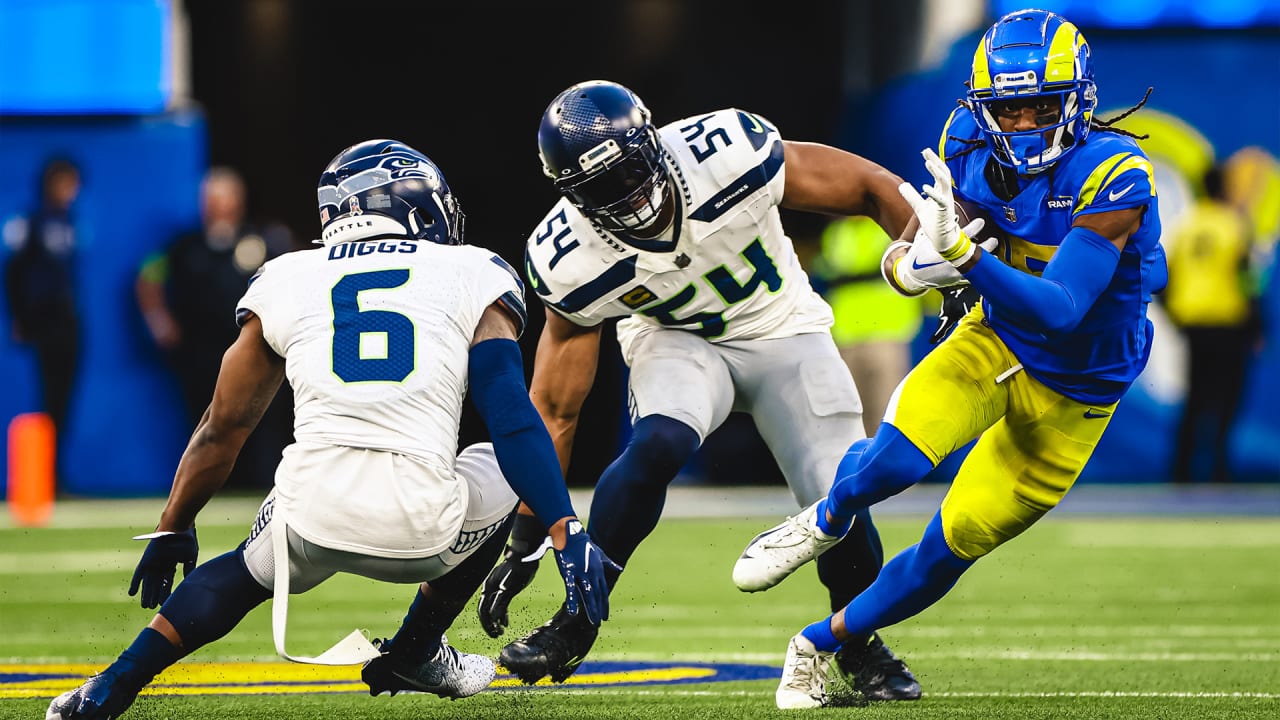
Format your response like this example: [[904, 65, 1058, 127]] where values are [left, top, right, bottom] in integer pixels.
[[524, 108, 833, 352], [235, 240, 525, 555]]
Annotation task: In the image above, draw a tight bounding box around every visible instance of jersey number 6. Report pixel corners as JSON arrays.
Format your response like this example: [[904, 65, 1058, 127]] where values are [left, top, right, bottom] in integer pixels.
[[331, 269, 415, 383]]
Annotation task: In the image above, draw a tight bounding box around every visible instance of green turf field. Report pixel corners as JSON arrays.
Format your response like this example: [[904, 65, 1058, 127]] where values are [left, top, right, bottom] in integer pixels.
[[2, 496, 1277, 719]]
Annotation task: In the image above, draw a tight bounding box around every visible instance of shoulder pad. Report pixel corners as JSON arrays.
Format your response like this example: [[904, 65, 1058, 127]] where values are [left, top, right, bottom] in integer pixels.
[[1069, 136, 1156, 216]]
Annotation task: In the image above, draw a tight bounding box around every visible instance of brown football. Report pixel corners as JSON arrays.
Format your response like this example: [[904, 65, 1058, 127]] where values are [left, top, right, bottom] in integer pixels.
[[955, 198, 1005, 256]]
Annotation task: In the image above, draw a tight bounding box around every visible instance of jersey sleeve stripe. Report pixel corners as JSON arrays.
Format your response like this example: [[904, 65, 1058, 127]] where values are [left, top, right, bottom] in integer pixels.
[[1075, 154, 1156, 214], [1074, 152, 1134, 214], [496, 290, 527, 338], [689, 139, 784, 223], [938, 107, 967, 161], [552, 255, 639, 314]]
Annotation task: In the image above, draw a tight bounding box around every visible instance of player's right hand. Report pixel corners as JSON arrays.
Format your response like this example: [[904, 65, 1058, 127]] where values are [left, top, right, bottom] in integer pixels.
[[478, 539, 549, 638], [554, 520, 620, 627], [128, 527, 198, 609]]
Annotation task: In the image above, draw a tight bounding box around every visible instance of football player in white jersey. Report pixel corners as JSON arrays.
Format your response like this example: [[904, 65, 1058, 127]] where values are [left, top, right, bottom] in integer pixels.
[[47, 140, 616, 720], [478, 80, 922, 700]]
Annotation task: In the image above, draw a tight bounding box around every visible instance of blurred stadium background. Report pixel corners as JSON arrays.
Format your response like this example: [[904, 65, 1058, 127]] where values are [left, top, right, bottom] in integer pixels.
[[2, 0, 1278, 498]]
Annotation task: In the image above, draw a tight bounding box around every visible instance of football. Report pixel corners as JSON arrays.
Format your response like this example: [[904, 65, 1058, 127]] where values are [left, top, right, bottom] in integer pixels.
[[955, 198, 1005, 257]]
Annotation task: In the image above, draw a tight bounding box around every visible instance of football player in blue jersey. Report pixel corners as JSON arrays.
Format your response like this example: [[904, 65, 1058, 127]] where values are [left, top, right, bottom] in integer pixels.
[[479, 79, 927, 699], [734, 9, 1165, 708]]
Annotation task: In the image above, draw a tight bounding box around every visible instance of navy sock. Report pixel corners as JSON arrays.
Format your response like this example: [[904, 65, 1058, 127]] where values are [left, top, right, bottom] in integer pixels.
[[157, 548, 270, 652], [800, 616, 843, 653], [390, 515, 512, 663], [106, 627, 181, 688], [586, 415, 700, 567], [816, 506, 883, 612], [840, 511, 974, 639], [387, 589, 449, 662]]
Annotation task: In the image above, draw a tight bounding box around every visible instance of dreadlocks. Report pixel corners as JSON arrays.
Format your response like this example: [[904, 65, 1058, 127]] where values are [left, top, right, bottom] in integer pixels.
[[944, 86, 1155, 162]]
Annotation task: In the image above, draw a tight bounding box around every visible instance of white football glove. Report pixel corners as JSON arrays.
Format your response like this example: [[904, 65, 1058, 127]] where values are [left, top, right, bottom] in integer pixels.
[[897, 148, 979, 266], [889, 221, 998, 294]]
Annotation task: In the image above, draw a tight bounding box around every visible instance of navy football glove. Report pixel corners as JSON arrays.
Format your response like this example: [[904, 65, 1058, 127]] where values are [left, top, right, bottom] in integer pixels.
[[129, 527, 198, 609], [931, 284, 982, 344], [554, 520, 620, 627], [479, 537, 549, 638]]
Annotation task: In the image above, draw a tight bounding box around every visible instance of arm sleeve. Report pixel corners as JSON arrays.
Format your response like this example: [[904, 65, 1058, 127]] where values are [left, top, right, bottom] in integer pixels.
[[963, 226, 1121, 333], [468, 337, 575, 526]]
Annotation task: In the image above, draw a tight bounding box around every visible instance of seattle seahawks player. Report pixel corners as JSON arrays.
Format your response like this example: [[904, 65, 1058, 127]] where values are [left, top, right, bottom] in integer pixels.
[[734, 10, 1165, 708], [47, 139, 615, 720], [479, 79, 921, 699]]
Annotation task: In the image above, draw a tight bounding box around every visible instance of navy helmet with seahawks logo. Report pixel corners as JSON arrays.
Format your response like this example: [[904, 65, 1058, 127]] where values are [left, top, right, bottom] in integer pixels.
[[537, 80, 671, 238], [316, 139, 465, 246]]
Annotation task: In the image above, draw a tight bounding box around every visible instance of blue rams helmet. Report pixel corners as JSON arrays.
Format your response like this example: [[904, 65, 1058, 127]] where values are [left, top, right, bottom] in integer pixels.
[[966, 9, 1097, 174], [316, 139, 465, 246], [537, 80, 672, 238]]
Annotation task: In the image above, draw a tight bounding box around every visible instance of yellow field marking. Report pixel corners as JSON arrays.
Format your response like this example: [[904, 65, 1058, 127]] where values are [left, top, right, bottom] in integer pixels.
[[0, 662, 719, 698]]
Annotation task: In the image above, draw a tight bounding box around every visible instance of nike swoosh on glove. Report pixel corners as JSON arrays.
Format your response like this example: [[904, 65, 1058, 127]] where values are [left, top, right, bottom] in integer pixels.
[[554, 520, 622, 626]]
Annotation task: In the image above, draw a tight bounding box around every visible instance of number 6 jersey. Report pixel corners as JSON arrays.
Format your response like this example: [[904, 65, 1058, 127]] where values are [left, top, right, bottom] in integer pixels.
[[524, 108, 834, 353], [236, 240, 525, 471]]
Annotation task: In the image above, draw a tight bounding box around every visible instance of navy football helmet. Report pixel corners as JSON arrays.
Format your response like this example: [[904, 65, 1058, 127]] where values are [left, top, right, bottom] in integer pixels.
[[537, 80, 672, 238], [316, 139, 464, 246], [966, 9, 1097, 174]]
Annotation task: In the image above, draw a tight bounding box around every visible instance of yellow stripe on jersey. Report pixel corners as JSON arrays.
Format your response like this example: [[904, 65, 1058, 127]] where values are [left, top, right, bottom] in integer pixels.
[[1044, 21, 1086, 83], [1074, 152, 1155, 214], [937, 107, 967, 162]]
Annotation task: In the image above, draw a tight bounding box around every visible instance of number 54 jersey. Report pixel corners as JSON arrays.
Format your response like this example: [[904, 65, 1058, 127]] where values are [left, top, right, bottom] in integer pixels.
[[236, 240, 525, 468], [524, 108, 835, 351]]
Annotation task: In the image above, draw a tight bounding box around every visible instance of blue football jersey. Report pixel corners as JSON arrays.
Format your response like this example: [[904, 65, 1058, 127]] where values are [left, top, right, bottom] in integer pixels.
[[939, 108, 1166, 404]]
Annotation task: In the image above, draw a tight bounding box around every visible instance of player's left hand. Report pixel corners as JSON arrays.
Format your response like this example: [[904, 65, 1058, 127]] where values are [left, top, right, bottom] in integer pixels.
[[129, 527, 198, 609], [554, 520, 620, 627], [898, 148, 978, 266]]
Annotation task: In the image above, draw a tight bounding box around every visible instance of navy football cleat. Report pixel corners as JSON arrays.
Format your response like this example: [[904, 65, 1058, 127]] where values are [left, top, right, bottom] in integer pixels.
[[498, 605, 598, 684], [46, 670, 140, 720], [834, 633, 921, 701]]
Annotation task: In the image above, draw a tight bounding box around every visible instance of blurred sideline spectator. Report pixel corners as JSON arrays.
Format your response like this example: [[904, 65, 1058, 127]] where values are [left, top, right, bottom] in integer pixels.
[[135, 166, 294, 490], [3, 157, 83, 458], [810, 216, 923, 434], [1163, 163, 1265, 484]]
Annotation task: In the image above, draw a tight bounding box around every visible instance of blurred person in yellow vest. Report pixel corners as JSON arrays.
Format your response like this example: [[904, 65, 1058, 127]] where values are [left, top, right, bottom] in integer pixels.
[[812, 216, 922, 434], [1163, 163, 1265, 484]]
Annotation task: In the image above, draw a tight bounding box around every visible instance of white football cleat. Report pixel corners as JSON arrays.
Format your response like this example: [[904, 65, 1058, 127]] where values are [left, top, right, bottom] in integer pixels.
[[776, 632, 834, 709], [363, 635, 496, 699], [733, 499, 844, 592]]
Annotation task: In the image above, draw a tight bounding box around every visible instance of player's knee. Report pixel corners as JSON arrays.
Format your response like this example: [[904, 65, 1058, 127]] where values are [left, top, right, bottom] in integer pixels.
[[158, 549, 271, 651], [625, 415, 700, 478], [939, 507, 1009, 561]]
